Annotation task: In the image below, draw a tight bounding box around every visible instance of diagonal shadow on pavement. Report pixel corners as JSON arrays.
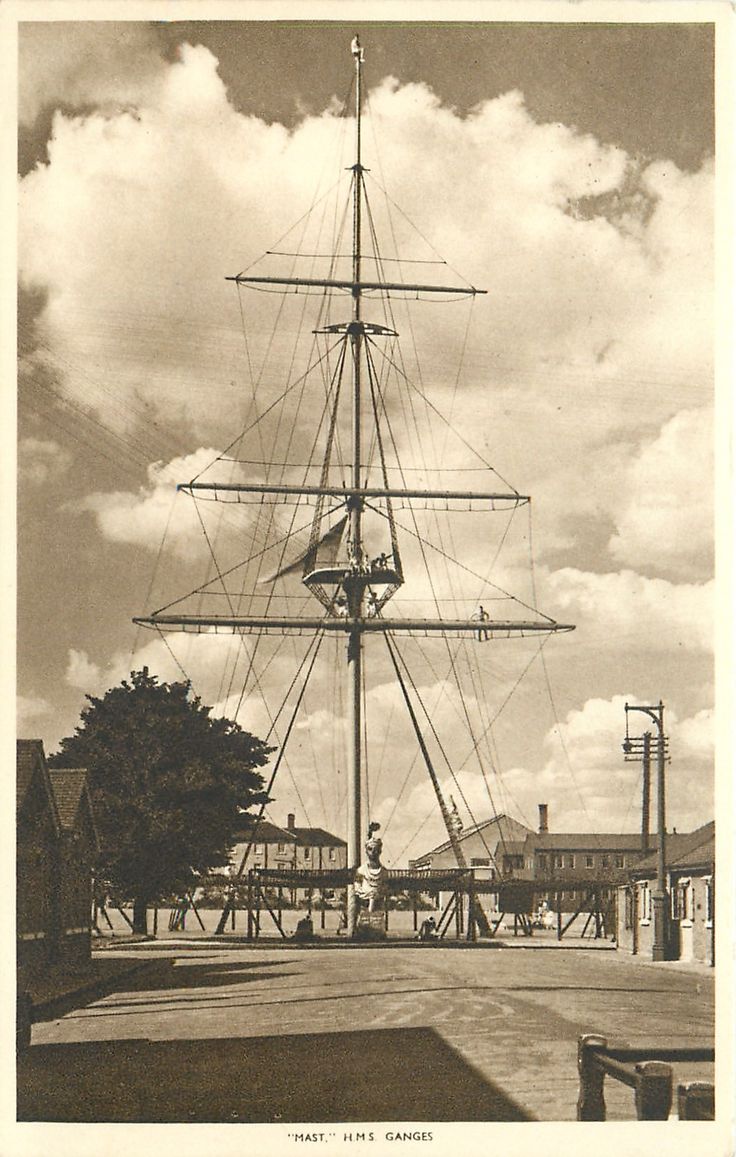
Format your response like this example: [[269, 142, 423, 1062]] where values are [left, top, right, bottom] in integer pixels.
[[18, 1026, 534, 1122]]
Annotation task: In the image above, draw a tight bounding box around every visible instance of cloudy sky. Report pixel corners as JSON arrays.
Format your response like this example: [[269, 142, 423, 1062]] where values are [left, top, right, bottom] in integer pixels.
[[16, 14, 719, 864]]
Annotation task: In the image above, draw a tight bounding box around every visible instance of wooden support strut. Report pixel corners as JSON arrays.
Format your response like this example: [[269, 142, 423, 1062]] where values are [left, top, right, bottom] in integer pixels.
[[258, 886, 288, 940], [677, 1082, 715, 1120], [577, 1034, 676, 1121], [577, 1034, 608, 1120]]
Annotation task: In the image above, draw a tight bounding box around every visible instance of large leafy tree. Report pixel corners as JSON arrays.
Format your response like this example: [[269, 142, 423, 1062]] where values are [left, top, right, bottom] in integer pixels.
[[49, 668, 273, 933]]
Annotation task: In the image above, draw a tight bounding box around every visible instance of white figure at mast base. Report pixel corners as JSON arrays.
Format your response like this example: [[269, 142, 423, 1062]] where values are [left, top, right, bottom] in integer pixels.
[[354, 821, 387, 913]]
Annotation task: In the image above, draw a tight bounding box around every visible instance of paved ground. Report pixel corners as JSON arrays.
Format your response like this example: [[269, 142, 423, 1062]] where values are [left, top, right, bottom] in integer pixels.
[[18, 943, 714, 1124]]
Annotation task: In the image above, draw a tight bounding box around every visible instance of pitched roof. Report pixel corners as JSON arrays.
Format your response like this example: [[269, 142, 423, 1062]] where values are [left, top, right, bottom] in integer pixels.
[[47, 768, 88, 824], [232, 817, 346, 848], [16, 739, 61, 834], [232, 819, 297, 844], [291, 827, 346, 848], [674, 834, 715, 870], [631, 822, 715, 875], [17, 739, 46, 809], [416, 814, 533, 860]]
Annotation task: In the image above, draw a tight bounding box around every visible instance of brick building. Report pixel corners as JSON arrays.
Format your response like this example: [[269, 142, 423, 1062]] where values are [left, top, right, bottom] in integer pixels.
[[517, 832, 646, 881], [617, 821, 714, 965], [229, 812, 346, 899], [408, 813, 533, 879], [17, 740, 62, 968], [17, 741, 99, 969], [48, 769, 100, 963]]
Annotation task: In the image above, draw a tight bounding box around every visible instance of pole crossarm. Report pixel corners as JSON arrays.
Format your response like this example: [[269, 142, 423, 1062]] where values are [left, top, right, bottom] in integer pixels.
[[227, 274, 485, 296], [624, 702, 665, 734], [133, 614, 575, 637], [179, 482, 528, 505]]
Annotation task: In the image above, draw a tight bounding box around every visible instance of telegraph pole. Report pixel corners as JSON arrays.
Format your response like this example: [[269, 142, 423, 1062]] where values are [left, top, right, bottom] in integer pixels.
[[623, 702, 669, 961]]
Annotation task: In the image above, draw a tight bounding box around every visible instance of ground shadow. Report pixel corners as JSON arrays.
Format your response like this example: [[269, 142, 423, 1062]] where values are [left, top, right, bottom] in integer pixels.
[[18, 1026, 533, 1122], [119, 956, 299, 993], [31, 957, 300, 1024]]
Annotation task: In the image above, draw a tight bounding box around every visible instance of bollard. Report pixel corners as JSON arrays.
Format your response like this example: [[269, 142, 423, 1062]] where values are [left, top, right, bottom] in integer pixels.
[[677, 1082, 714, 1120], [634, 1061, 673, 1120], [577, 1034, 608, 1120]]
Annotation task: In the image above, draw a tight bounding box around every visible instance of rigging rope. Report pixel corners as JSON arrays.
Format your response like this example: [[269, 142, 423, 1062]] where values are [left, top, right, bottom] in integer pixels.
[[384, 634, 501, 874]]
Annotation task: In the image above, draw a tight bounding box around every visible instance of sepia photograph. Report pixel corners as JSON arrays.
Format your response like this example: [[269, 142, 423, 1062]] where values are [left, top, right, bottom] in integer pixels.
[[7, 3, 731, 1154]]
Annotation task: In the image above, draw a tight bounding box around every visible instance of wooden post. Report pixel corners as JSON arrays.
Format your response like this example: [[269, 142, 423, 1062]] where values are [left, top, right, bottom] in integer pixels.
[[152, 906, 158, 937], [634, 1061, 673, 1120], [413, 891, 418, 934], [246, 877, 254, 940], [577, 1034, 608, 1120], [467, 880, 475, 942], [557, 904, 562, 941], [189, 893, 206, 930], [677, 1082, 714, 1120]]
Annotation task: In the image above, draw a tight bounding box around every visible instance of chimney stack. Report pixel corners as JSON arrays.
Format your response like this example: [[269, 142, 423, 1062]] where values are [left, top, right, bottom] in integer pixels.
[[287, 813, 295, 831], [538, 803, 549, 834]]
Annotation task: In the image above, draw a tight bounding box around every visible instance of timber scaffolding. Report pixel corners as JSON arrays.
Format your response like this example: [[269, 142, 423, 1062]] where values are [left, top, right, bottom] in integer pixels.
[[206, 867, 626, 943]]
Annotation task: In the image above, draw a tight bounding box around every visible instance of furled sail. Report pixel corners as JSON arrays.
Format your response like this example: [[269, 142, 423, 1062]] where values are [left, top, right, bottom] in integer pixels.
[[258, 515, 348, 584]]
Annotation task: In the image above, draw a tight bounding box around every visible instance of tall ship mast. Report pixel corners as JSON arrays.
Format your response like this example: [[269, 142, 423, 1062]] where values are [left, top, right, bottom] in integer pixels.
[[134, 37, 574, 937]]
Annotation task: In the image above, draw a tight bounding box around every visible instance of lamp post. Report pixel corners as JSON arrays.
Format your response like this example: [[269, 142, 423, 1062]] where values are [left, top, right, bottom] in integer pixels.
[[622, 702, 670, 961]]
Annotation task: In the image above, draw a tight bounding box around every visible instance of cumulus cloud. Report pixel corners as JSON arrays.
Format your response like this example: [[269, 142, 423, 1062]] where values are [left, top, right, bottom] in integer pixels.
[[65, 648, 102, 690], [675, 707, 715, 759], [19, 437, 72, 485], [532, 695, 714, 834], [75, 447, 251, 557], [607, 407, 713, 578], [18, 44, 712, 455], [543, 566, 713, 652]]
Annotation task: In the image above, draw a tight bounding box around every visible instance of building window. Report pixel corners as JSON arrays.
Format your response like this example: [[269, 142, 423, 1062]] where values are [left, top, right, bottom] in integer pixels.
[[678, 878, 694, 923], [585, 855, 594, 869], [470, 857, 490, 867], [639, 882, 651, 923], [328, 847, 336, 861], [537, 854, 547, 872], [277, 842, 285, 853], [566, 855, 575, 870], [601, 856, 609, 868], [704, 877, 713, 926], [254, 844, 263, 856], [304, 846, 311, 860], [671, 882, 684, 920], [615, 855, 625, 869], [624, 887, 635, 930], [554, 855, 564, 869]]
